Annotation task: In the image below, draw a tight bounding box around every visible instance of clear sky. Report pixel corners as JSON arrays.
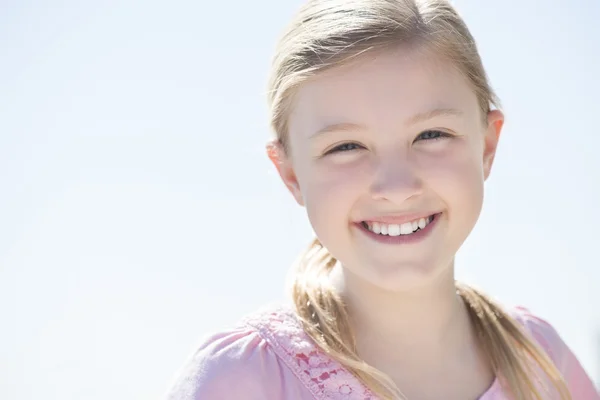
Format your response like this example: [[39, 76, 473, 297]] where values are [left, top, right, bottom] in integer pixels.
[[1, 1, 599, 399]]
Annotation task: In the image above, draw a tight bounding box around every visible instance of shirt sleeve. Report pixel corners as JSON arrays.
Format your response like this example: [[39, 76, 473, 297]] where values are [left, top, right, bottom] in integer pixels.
[[163, 325, 311, 400], [516, 307, 600, 399]]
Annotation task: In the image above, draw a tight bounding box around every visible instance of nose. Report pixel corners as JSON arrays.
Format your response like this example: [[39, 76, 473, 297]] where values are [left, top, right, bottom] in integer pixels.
[[369, 152, 423, 203]]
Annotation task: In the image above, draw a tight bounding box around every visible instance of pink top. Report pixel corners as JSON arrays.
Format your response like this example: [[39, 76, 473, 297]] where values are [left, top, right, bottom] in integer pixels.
[[165, 304, 599, 399]]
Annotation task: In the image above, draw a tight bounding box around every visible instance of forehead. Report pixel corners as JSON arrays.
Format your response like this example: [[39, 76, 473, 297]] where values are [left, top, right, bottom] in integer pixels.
[[287, 47, 480, 138]]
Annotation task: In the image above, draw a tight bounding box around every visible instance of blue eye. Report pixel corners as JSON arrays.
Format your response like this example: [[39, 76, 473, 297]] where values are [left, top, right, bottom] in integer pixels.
[[416, 130, 451, 141], [325, 142, 363, 155]]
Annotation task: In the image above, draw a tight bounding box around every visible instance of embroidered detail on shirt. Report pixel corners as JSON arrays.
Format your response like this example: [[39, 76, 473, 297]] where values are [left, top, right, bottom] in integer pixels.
[[239, 304, 560, 400], [242, 305, 376, 399]]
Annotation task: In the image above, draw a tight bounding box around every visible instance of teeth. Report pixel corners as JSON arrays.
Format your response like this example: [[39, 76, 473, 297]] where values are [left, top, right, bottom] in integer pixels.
[[365, 215, 434, 236], [372, 222, 381, 234], [400, 223, 413, 234], [380, 224, 388, 235], [388, 224, 400, 236]]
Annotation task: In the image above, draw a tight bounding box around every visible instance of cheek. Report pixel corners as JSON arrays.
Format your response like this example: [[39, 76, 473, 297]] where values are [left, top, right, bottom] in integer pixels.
[[420, 142, 485, 208], [304, 160, 366, 197], [300, 162, 367, 227]]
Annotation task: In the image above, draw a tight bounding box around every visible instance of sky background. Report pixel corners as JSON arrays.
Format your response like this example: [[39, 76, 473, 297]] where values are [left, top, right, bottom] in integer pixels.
[[1, 1, 599, 399]]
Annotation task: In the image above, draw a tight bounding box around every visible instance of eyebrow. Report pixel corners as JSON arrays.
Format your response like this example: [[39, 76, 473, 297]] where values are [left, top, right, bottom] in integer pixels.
[[406, 107, 463, 125], [310, 122, 366, 138], [310, 107, 463, 139]]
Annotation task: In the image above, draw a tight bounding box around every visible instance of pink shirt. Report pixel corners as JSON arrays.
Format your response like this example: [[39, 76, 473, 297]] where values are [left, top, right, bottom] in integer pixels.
[[165, 304, 599, 399]]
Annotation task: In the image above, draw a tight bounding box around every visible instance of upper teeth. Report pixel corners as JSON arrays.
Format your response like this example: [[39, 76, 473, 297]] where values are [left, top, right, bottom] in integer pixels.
[[365, 217, 432, 236]]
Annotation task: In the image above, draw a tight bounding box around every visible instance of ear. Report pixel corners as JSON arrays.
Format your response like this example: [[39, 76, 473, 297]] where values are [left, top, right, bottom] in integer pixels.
[[266, 140, 305, 206], [482, 109, 504, 181]]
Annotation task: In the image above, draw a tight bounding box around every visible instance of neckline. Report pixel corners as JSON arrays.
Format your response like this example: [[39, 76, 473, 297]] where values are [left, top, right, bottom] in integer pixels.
[[479, 377, 501, 399], [243, 303, 505, 400]]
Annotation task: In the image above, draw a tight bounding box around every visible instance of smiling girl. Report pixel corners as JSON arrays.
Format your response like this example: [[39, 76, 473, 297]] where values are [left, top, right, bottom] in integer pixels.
[[165, 1, 599, 399]]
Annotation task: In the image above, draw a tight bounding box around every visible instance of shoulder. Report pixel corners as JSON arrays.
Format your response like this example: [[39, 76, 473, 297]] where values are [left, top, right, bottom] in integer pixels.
[[509, 306, 566, 367], [509, 306, 599, 399], [164, 304, 304, 399], [164, 303, 365, 400], [164, 324, 266, 399]]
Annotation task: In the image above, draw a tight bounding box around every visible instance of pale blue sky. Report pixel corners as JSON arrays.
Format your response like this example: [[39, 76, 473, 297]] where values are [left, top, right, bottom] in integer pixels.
[[0, 1, 599, 399]]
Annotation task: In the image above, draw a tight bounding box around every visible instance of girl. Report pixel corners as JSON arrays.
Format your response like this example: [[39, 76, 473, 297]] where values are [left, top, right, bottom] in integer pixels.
[[166, 0, 599, 399]]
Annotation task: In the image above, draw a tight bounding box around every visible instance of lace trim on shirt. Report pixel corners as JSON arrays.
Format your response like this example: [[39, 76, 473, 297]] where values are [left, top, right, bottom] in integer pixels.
[[239, 305, 557, 400], [242, 305, 377, 400]]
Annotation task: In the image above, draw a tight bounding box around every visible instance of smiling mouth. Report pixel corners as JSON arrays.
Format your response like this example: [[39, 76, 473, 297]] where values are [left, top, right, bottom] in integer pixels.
[[360, 214, 437, 236]]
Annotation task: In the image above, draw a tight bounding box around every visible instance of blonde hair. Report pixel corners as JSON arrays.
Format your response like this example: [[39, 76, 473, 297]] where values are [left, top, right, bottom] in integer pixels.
[[267, 1, 570, 398]]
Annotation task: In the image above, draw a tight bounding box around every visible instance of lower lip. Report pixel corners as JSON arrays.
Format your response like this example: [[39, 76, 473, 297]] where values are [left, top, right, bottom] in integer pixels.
[[354, 213, 441, 245]]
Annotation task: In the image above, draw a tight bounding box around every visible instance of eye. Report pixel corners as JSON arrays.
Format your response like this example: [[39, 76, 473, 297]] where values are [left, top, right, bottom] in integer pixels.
[[324, 142, 364, 155], [415, 130, 452, 142]]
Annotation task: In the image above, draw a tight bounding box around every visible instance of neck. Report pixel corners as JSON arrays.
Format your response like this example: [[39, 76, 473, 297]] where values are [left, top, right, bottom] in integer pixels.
[[332, 262, 473, 364]]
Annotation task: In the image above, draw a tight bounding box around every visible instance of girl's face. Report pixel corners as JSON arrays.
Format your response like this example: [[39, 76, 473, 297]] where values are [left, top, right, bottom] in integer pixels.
[[270, 48, 503, 291]]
